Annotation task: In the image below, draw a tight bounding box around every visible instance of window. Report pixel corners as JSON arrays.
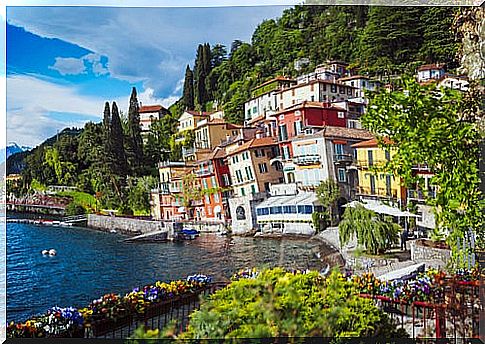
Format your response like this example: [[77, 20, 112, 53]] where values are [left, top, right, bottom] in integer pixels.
[[279, 124, 288, 141], [331, 84, 337, 93], [255, 149, 266, 157], [386, 175, 392, 196], [311, 95, 314, 101], [264, 182, 271, 192], [251, 185, 256, 194], [385, 150, 391, 161], [257, 207, 270, 216], [258, 163, 268, 173], [270, 206, 283, 214], [283, 146, 290, 160], [351, 81, 354, 87], [245, 166, 253, 180], [297, 205, 313, 214], [202, 179, 208, 189], [205, 195, 210, 204], [213, 193, 220, 203], [283, 205, 297, 214], [337, 168, 346, 182], [370, 175, 376, 194], [252, 106, 257, 114], [235, 170, 243, 183], [335, 143, 344, 155], [347, 88, 352, 95], [222, 174, 230, 186], [240, 188, 245, 196], [294, 121, 302, 135], [247, 109, 251, 117], [242, 152, 249, 160], [339, 86, 345, 94], [337, 111, 345, 119], [322, 84, 326, 91], [368, 150, 374, 166], [211, 176, 217, 187]]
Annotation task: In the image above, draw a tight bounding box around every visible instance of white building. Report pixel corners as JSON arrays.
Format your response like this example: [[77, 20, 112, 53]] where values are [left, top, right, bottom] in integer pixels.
[[244, 77, 296, 124], [338, 75, 380, 98], [417, 64, 446, 83], [437, 74, 469, 91], [255, 184, 322, 235], [139, 105, 169, 133], [275, 80, 357, 110]]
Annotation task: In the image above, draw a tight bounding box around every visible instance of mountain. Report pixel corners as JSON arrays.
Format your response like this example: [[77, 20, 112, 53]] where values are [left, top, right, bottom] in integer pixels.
[[0, 143, 31, 165]]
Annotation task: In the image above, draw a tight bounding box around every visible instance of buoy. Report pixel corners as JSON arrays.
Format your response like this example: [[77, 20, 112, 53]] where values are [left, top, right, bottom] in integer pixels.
[[41, 250, 48, 255], [48, 249, 57, 256]]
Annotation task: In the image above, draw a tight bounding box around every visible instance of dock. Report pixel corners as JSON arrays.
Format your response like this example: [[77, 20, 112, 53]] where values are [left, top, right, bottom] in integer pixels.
[[123, 230, 168, 242]]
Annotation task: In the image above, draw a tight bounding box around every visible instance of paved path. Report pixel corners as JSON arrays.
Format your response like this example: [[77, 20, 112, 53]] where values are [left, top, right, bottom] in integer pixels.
[[316, 228, 447, 276]]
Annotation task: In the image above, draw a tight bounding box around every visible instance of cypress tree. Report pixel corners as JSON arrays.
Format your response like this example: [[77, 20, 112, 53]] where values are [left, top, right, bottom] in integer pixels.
[[111, 102, 127, 175], [102, 102, 113, 170], [194, 44, 206, 110], [182, 65, 195, 110], [126, 87, 144, 175]]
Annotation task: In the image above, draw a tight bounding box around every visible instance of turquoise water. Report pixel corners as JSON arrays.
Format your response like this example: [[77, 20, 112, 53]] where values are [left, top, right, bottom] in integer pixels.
[[7, 218, 336, 323]]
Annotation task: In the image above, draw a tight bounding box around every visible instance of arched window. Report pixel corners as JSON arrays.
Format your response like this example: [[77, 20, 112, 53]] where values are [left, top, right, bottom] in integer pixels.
[[287, 172, 295, 183]]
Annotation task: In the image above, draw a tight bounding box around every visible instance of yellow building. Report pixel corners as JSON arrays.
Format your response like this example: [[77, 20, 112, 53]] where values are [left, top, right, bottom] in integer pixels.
[[177, 110, 211, 133], [351, 138, 406, 206]]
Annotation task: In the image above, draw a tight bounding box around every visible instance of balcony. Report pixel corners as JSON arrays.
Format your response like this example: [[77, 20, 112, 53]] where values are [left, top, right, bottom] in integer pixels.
[[191, 199, 204, 207], [407, 188, 437, 201], [357, 186, 398, 199], [170, 184, 182, 193], [194, 166, 214, 177], [182, 147, 196, 158], [293, 154, 320, 166], [356, 160, 388, 169], [333, 154, 354, 164], [159, 183, 171, 195]]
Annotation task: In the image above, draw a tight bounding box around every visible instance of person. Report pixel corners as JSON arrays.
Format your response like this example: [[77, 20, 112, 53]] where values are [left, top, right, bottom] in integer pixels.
[[401, 229, 409, 251]]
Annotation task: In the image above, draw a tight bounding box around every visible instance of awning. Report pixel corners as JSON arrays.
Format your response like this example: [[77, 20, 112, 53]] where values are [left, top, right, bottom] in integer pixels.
[[343, 200, 418, 217]]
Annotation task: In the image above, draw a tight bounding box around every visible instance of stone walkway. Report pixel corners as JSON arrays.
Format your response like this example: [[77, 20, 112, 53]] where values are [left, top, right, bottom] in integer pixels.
[[316, 228, 447, 276]]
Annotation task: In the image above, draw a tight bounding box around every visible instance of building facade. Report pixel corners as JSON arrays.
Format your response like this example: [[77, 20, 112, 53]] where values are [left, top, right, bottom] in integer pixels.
[[139, 105, 169, 133]]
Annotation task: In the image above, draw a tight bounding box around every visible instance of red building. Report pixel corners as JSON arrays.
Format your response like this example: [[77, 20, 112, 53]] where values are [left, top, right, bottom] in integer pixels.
[[271, 101, 347, 161], [194, 147, 232, 222]]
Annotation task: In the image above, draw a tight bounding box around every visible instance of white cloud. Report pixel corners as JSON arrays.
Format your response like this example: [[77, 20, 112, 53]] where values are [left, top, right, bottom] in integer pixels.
[[6, 74, 106, 147], [7, 6, 287, 98], [49, 56, 86, 75], [83, 53, 109, 76]]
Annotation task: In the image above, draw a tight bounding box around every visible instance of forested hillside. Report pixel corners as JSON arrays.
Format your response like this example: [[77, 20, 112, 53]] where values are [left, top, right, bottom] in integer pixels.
[[174, 6, 459, 123]]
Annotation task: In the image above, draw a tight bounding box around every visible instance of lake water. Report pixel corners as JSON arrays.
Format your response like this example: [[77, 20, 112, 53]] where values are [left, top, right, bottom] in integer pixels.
[[7, 217, 338, 323]]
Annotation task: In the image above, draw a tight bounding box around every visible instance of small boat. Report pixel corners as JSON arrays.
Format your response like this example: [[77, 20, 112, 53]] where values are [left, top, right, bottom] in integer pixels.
[[52, 221, 61, 227], [180, 229, 200, 240], [48, 249, 57, 256], [110, 229, 117, 233], [59, 221, 73, 227], [41, 250, 49, 255]]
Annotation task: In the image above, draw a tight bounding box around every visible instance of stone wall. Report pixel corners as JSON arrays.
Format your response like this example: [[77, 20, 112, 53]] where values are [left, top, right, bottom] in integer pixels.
[[410, 239, 451, 264], [87, 214, 165, 236]]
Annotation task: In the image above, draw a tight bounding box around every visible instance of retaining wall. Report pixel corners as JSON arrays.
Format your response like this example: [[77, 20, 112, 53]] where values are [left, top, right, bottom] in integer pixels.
[[87, 214, 165, 236], [410, 240, 451, 264]]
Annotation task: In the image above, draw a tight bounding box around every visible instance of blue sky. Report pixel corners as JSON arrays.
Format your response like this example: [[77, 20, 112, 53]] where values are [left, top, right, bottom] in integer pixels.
[[6, 5, 289, 147]]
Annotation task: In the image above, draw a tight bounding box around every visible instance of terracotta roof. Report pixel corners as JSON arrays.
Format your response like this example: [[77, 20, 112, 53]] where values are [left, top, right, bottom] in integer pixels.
[[351, 137, 394, 148], [227, 137, 278, 156], [139, 105, 165, 113], [322, 126, 374, 140], [417, 63, 445, 72]]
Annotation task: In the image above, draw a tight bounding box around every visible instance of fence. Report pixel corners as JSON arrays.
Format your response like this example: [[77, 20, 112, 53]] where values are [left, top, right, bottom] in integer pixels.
[[85, 282, 228, 339], [361, 277, 481, 340]]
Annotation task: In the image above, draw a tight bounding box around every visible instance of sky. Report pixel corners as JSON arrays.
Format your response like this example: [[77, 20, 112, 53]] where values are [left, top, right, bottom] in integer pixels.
[[6, 5, 289, 147]]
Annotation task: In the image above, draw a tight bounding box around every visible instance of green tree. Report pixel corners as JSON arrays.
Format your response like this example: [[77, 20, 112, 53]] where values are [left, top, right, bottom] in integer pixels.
[[339, 204, 401, 255], [315, 180, 341, 225], [362, 77, 483, 266], [125, 87, 144, 175], [182, 65, 194, 110], [126, 175, 158, 214], [110, 102, 128, 177]]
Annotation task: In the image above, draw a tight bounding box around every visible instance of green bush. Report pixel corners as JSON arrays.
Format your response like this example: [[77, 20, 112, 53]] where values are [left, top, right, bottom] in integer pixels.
[[177, 268, 407, 339], [65, 202, 86, 216]]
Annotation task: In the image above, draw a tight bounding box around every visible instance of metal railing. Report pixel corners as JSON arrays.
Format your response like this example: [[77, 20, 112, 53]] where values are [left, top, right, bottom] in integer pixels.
[[292, 154, 320, 165]]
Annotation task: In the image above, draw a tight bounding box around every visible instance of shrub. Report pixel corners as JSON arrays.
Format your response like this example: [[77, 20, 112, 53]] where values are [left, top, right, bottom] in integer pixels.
[[178, 268, 408, 339], [65, 202, 86, 216]]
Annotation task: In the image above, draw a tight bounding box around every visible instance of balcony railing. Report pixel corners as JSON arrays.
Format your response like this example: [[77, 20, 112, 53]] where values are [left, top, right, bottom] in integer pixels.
[[160, 183, 171, 195], [333, 154, 354, 164], [358, 186, 398, 199], [194, 166, 214, 177], [182, 147, 196, 158], [356, 160, 388, 169], [407, 188, 437, 200], [293, 154, 320, 165]]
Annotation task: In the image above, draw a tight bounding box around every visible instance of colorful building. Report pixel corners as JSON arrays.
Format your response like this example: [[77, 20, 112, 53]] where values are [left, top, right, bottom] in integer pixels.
[[271, 101, 348, 163], [416, 63, 446, 83], [351, 138, 406, 207]]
